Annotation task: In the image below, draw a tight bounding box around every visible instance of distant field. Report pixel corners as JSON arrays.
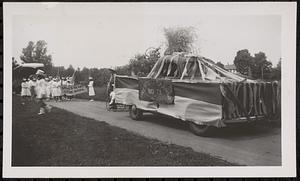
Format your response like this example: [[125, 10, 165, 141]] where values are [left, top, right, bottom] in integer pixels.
[[75, 86, 107, 101]]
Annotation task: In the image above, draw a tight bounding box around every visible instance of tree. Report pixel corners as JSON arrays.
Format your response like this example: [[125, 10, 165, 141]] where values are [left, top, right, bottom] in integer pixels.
[[80, 67, 90, 82], [274, 60, 281, 80], [252, 52, 272, 79], [129, 54, 149, 76], [65, 64, 75, 77], [269, 59, 281, 80], [163, 27, 197, 55], [20, 41, 35, 63], [233, 49, 253, 76], [114, 47, 161, 77], [233, 49, 273, 79], [20, 40, 53, 73], [128, 48, 161, 77]]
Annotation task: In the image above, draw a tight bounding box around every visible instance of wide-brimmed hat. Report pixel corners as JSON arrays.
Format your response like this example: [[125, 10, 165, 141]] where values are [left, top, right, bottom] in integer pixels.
[[36, 69, 46, 76]]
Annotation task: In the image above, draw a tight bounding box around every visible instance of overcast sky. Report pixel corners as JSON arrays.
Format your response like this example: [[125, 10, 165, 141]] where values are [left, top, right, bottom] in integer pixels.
[[12, 3, 281, 69]]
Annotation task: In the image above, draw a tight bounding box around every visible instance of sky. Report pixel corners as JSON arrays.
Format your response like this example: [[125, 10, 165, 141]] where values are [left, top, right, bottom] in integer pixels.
[[12, 3, 281, 69]]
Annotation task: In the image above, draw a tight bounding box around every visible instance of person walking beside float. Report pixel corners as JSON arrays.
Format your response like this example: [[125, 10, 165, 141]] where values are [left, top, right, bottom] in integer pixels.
[[35, 70, 51, 115], [88, 77, 95, 101]]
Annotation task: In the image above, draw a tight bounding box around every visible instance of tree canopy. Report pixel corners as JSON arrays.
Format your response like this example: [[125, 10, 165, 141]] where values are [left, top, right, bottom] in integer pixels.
[[233, 49, 273, 79], [115, 47, 161, 76], [233, 49, 253, 76], [20, 40, 53, 73], [252, 52, 272, 79]]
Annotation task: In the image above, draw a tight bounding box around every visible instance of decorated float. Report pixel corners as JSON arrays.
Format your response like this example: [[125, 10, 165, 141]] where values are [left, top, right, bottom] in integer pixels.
[[108, 52, 281, 136]]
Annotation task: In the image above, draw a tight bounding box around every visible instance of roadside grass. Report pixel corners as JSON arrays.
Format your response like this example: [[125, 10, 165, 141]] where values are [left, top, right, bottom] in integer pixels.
[[74, 86, 107, 101], [12, 95, 236, 166]]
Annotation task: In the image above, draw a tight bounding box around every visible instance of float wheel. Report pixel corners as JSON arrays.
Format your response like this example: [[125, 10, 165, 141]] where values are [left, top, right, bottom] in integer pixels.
[[129, 104, 143, 120], [189, 122, 214, 137]]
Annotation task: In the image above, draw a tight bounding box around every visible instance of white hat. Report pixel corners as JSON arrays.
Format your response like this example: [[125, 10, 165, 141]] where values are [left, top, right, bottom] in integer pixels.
[[89, 77, 93, 80], [36, 69, 45, 76]]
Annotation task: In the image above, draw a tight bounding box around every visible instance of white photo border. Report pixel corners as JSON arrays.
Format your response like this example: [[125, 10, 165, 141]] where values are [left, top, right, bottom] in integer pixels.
[[3, 2, 297, 178]]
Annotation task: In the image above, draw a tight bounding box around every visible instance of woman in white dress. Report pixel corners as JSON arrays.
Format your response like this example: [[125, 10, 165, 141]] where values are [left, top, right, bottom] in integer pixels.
[[45, 78, 51, 101], [48, 76, 53, 99], [25, 79, 31, 97], [35, 70, 51, 115], [28, 77, 37, 100], [21, 78, 28, 104], [52, 78, 59, 102], [57, 77, 62, 101], [88, 77, 95, 101], [61, 77, 67, 101]]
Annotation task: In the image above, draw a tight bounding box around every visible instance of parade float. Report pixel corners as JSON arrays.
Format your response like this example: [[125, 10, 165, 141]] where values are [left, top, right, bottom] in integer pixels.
[[108, 52, 281, 136]]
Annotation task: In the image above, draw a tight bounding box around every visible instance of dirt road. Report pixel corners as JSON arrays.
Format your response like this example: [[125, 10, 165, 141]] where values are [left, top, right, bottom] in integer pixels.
[[47, 99, 281, 166]]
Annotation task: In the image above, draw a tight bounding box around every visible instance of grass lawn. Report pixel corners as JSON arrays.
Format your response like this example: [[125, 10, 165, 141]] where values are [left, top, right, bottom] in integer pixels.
[[12, 95, 236, 166], [74, 86, 107, 101]]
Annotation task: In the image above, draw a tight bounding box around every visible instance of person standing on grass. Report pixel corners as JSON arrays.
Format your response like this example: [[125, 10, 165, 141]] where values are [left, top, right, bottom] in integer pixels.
[[52, 77, 58, 102], [29, 77, 37, 101], [58, 77, 63, 101], [45, 77, 51, 101], [21, 78, 29, 105], [25, 78, 31, 98], [53, 77, 61, 101], [35, 70, 52, 115], [66, 77, 73, 101], [48, 76, 54, 99], [88, 77, 95, 101], [61, 77, 68, 101]]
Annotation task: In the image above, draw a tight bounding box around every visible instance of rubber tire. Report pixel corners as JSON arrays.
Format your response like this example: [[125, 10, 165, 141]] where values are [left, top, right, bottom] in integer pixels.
[[189, 122, 214, 137], [129, 105, 143, 120]]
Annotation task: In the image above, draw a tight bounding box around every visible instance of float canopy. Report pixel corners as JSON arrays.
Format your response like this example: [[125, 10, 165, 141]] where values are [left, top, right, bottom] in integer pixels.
[[147, 52, 255, 82]]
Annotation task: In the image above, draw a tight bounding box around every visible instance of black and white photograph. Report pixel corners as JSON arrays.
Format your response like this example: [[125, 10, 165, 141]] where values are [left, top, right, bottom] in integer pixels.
[[3, 2, 296, 178]]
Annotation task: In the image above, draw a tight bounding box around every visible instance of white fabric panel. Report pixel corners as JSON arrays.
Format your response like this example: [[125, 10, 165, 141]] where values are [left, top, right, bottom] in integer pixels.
[[113, 88, 224, 127]]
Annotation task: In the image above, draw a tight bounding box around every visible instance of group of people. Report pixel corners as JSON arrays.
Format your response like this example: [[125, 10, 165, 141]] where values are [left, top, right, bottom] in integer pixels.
[[21, 69, 96, 115], [21, 74, 75, 103], [21, 70, 77, 115]]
